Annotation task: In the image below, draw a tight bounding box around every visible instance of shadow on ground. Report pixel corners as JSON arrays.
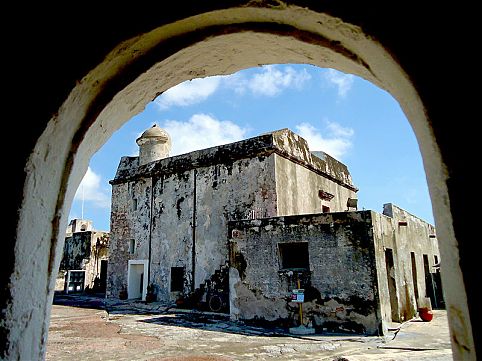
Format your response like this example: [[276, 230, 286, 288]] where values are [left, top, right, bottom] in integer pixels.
[[53, 293, 358, 339], [140, 313, 287, 337], [53, 292, 106, 310], [48, 296, 453, 360], [138, 311, 372, 340]]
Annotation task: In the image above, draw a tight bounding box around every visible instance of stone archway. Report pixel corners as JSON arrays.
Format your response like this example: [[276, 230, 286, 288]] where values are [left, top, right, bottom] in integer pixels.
[[2, 4, 476, 361]]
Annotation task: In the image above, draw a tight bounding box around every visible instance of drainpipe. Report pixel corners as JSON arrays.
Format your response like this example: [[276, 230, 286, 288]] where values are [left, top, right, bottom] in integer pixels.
[[147, 176, 157, 288], [192, 169, 197, 292]]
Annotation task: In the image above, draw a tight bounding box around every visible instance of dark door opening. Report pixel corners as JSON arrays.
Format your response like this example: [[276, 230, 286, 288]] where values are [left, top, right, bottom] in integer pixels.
[[410, 252, 419, 307], [99, 260, 108, 293], [139, 273, 144, 295], [171, 267, 185, 292], [423, 254, 436, 308], [432, 255, 445, 309], [385, 248, 399, 321]]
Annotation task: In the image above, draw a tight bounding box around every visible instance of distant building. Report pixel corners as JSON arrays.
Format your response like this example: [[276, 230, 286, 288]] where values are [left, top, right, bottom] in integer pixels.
[[56, 219, 109, 294], [107, 125, 443, 335]]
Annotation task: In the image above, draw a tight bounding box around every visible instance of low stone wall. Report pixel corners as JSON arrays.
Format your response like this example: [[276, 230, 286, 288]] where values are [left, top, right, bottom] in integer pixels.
[[228, 211, 381, 335]]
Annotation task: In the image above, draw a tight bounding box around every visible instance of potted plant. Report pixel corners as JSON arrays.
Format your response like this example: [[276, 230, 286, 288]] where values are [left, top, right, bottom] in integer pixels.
[[175, 295, 185, 307], [146, 283, 157, 303], [119, 285, 128, 300]]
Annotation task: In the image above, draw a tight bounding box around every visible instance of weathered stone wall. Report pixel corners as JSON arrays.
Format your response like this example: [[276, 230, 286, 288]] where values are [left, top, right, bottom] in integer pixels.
[[194, 155, 278, 289], [370, 212, 394, 332], [269, 129, 357, 216], [372, 203, 441, 329], [60, 232, 92, 271], [272, 130, 354, 188], [57, 230, 108, 291], [54, 271, 66, 291], [274, 154, 357, 215], [83, 231, 109, 290], [150, 170, 195, 301], [228, 211, 381, 335], [107, 178, 152, 298], [108, 154, 278, 303]]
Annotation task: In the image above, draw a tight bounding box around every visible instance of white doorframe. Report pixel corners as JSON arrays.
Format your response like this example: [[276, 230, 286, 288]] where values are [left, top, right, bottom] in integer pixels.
[[127, 259, 148, 301]]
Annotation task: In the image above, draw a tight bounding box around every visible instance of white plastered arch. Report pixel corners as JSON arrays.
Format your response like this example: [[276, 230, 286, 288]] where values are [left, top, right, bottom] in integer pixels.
[[10, 6, 472, 360]]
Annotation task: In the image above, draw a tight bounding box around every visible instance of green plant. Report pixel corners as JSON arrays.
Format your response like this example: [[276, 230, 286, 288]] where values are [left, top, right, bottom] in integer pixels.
[[146, 283, 157, 303]]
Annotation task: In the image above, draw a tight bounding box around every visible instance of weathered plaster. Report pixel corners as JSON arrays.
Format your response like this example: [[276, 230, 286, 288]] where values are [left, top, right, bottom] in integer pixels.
[[108, 139, 280, 303], [136, 124, 171, 166], [108, 128, 358, 305], [107, 178, 152, 299], [229, 212, 381, 335], [150, 170, 195, 301], [229, 207, 441, 336], [372, 204, 441, 329], [57, 230, 109, 292], [275, 154, 357, 215], [272, 129, 355, 188]]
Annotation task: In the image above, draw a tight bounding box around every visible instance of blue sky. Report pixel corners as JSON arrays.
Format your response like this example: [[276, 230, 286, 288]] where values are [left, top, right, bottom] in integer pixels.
[[69, 64, 434, 232]]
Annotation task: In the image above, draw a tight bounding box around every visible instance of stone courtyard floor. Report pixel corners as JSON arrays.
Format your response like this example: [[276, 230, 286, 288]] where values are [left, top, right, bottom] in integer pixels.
[[46, 294, 453, 360]]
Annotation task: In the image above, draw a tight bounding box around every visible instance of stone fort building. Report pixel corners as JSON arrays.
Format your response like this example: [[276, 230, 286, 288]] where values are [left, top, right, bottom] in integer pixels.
[[56, 219, 109, 294], [107, 125, 443, 335]]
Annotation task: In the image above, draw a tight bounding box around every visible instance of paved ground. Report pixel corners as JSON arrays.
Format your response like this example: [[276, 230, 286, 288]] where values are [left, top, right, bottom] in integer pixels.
[[46, 294, 453, 360]]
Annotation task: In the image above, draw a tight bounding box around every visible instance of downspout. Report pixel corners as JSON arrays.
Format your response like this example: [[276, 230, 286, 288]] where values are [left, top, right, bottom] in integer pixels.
[[147, 176, 157, 288], [192, 169, 197, 292]]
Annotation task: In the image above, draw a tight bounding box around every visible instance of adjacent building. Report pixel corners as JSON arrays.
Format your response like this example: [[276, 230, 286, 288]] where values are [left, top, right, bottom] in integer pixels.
[[106, 125, 443, 335], [56, 219, 109, 294], [229, 203, 443, 335]]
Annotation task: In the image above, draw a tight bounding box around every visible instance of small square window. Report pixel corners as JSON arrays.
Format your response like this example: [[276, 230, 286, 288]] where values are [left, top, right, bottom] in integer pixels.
[[278, 242, 309, 270]]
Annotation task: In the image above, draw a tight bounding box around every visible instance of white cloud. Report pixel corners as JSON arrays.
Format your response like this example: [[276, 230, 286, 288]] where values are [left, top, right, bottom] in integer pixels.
[[326, 121, 355, 138], [324, 69, 354, 98], [222, 72, 248, 95], [155, 76, 222, 109], [295, 121, 354, 159], [153, 66, 311, 110], [74, 167, 111, 209], [163, 113, 249, 156], [248, 65, 311, 96]]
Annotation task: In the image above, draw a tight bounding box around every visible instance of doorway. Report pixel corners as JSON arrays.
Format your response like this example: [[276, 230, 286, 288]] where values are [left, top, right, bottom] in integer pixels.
[[128, 260, 148, 300], [99, 260, 108, 293], [385, 248, 399, 321], [410, 252, 419, 307], [423, 254, 436, 308]]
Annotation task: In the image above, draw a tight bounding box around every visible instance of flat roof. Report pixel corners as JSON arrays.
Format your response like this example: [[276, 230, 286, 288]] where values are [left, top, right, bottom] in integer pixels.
[[110, 128, 357, 191]]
